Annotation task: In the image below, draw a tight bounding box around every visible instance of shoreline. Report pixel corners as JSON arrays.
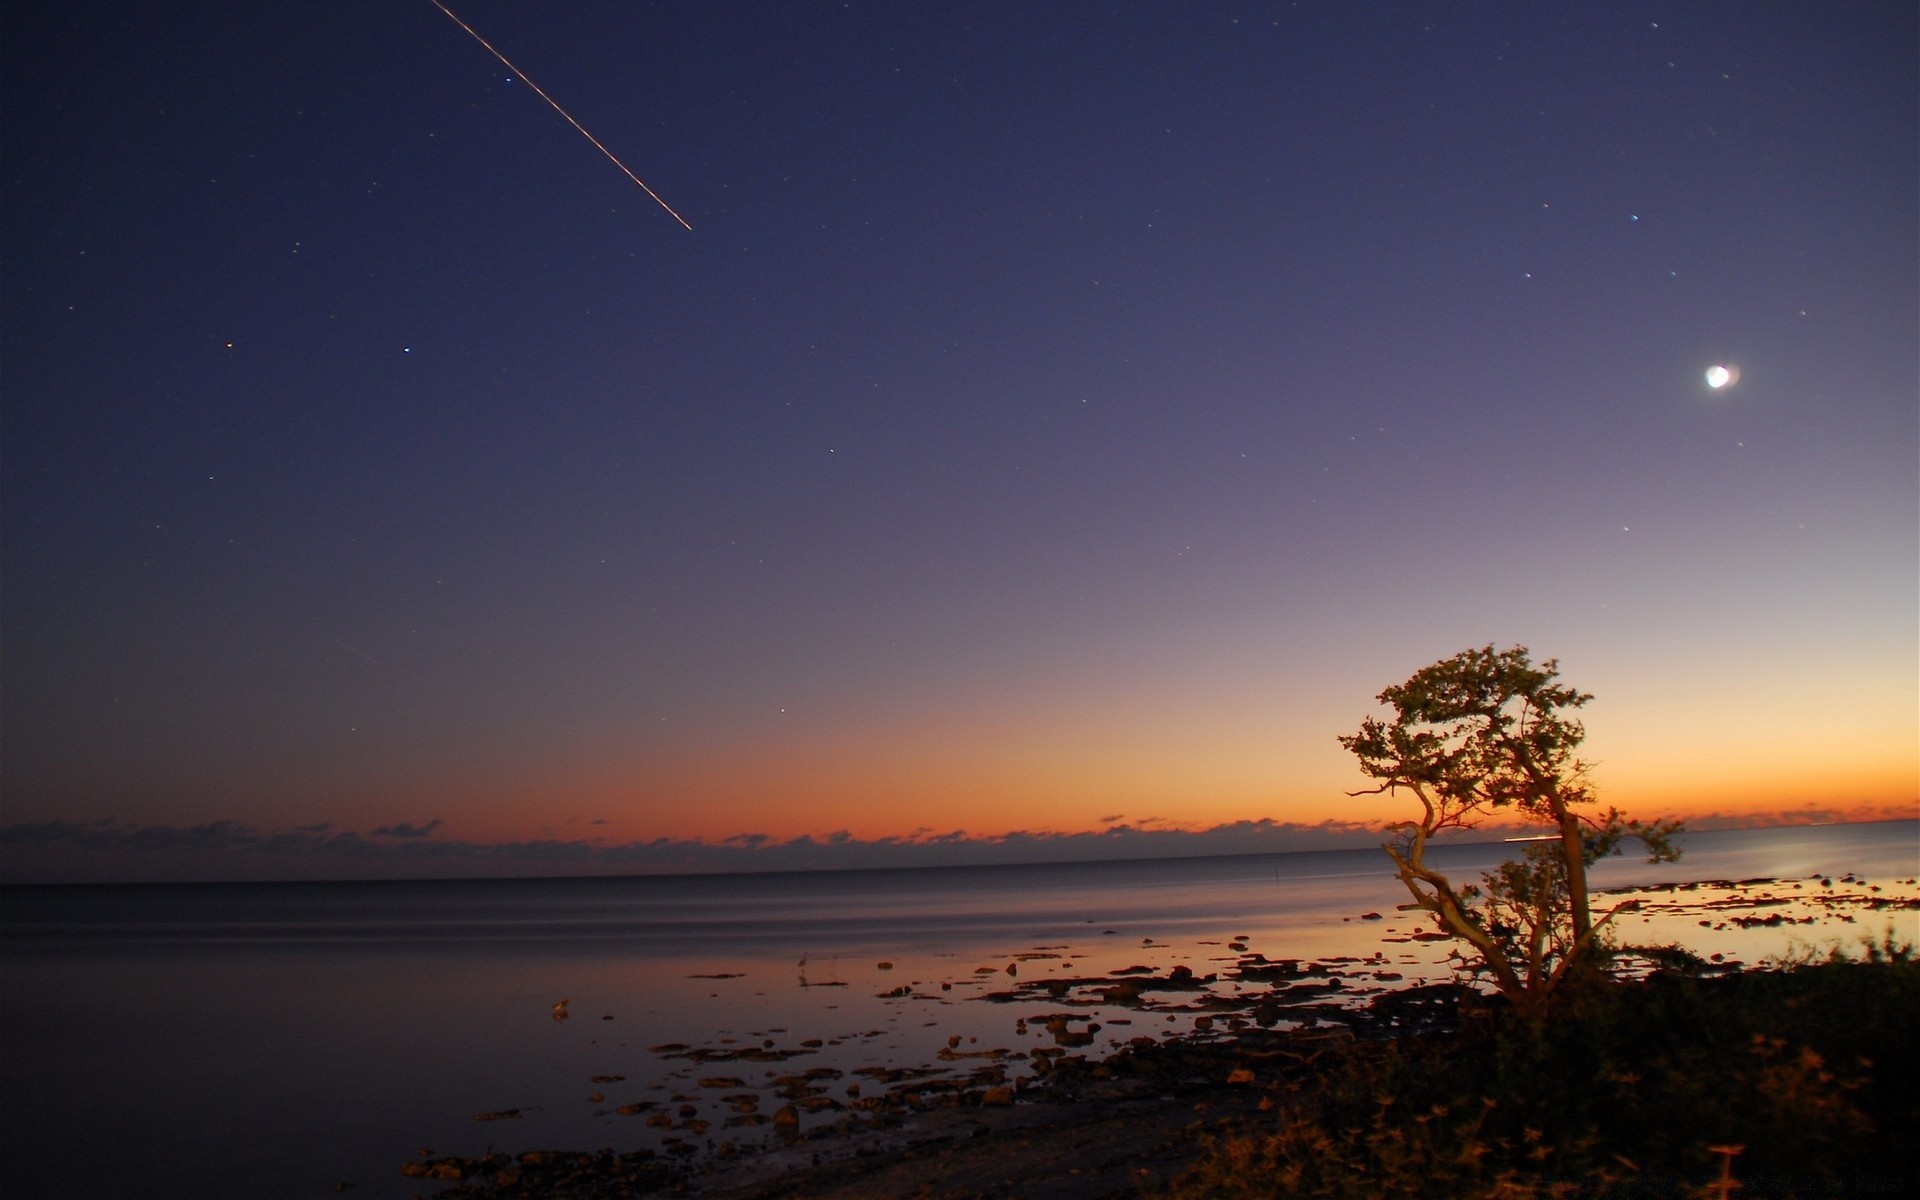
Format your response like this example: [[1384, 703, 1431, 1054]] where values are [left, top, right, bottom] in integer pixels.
[[5, 828, 1909, 1200], [396, 869, 1918, 1199], [408, 986, 1465, 1200]]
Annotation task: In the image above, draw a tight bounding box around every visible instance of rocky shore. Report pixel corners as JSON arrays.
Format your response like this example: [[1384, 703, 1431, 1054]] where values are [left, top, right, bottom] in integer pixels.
[[390, 870, 1915, 1200], [402, 982, 1469, 1200]]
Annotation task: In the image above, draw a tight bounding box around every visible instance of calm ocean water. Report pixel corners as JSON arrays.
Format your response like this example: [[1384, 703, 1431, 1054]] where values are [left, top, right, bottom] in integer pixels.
[[3, 822, 1915, 1200]]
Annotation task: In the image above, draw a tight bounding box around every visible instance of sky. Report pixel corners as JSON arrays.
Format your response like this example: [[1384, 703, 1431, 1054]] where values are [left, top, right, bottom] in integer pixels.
[[3, 2, 1914, 883]]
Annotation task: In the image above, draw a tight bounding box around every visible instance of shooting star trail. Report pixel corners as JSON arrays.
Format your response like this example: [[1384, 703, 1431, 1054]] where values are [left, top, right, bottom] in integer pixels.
[[428, 0, 692, 230]]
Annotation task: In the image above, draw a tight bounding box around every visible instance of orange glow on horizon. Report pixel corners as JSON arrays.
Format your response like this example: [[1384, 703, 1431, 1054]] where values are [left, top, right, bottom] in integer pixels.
[[287, 661, 1916, 852], [364, 737, 1914, 851]]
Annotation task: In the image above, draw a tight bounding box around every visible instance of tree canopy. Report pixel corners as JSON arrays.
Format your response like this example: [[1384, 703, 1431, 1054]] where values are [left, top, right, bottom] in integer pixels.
[[1340, 645, 1679, 1018]]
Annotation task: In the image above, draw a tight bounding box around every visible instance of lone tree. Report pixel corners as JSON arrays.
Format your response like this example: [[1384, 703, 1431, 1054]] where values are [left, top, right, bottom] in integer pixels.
[[1340, 645, 1679, 1019]]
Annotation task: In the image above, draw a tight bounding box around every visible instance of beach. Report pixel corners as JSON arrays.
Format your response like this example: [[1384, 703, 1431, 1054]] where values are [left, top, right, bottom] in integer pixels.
[[3, 822, 1915, 1199]]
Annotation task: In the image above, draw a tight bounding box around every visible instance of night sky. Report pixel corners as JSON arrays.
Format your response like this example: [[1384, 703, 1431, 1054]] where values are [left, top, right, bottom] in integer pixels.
[[4, 2, 1914, 882]]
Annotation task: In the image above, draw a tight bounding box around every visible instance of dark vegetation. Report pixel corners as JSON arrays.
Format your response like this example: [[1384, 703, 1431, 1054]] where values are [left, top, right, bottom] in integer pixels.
[[1167, 941, 1919, 1199]]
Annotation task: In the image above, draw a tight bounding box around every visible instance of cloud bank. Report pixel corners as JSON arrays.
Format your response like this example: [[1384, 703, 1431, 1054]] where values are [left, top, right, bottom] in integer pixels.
[[3, 803, 1911, 884], [0, 815, 1400, 884]]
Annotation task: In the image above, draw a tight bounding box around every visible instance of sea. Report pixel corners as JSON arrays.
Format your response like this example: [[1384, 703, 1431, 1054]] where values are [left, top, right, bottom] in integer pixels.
[[3, 821, 1915, 1200]]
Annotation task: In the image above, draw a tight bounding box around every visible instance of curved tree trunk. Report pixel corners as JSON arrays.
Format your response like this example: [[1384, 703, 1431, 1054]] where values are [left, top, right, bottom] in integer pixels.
[[1555, 804, 1591, 942]]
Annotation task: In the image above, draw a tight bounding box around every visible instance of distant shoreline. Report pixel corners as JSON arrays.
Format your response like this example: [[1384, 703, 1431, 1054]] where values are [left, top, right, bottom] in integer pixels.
[[5, 814, 1914, 890]]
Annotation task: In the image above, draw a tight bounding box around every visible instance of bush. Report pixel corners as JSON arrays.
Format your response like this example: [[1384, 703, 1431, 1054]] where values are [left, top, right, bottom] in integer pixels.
[[1165, 952, 1917, 1199]]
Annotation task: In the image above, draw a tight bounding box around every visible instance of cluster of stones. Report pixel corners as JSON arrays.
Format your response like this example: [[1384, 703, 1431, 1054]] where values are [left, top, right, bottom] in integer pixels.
[[401, 982, 1478, 1198], [977, 953, 1420, 1032], [1602, 872, 1920, 948], [400, 1148, 678, 1198]]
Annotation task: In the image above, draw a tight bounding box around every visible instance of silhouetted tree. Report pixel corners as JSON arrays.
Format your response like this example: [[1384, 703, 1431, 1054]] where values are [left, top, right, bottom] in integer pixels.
[[1340, 645, 1679, 1018]]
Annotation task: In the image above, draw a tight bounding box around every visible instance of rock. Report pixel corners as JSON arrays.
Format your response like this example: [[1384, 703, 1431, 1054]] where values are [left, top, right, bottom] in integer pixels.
[[877, 961, 894, 969], [1226, 1068, 1255, 1084], [773, 1104, 800, 1128], [551, 998, 570, 1021], [472, 1109, 521, 1122], [400, 1159, 467, 1180], [1360, 912, 1384, 921], [980, 1086, 1015, 1106]]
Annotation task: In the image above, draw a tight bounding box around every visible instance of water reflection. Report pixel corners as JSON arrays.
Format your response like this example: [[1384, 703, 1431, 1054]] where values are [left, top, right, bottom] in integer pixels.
[[2, 822, 1914, 1200]]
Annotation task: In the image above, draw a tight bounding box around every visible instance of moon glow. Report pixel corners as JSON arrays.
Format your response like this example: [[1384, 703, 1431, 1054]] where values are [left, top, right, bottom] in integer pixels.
[[1705, 364, 1739, 389]]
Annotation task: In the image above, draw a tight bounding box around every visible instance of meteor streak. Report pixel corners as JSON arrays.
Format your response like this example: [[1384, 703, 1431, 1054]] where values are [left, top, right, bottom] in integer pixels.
[[428, 0, 691, 230]]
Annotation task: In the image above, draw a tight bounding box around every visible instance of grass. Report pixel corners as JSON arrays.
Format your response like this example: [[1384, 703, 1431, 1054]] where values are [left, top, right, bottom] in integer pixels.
[[1163, 937, 1918, 1199]]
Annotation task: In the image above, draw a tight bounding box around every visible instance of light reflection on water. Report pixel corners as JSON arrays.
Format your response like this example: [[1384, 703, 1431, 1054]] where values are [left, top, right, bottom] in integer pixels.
[[2, 822, 1914, 1200]]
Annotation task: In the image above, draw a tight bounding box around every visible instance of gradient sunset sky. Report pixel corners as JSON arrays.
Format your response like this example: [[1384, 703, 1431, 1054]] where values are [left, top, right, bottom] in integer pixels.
[[4, 2, 1914, 882]]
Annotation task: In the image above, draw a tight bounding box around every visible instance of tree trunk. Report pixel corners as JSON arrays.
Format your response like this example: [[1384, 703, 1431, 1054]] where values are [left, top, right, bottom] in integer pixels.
[[1555, 803, 1592, 944], [1384, 833, 1528, 1006]]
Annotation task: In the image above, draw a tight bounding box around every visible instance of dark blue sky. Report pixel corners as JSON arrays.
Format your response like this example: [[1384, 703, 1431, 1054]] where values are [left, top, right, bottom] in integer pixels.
[[4, 2, 1914, 881]]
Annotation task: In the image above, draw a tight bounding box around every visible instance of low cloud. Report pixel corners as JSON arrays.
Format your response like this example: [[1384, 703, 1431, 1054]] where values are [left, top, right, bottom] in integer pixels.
[[4, 805, 1910, 884], [2, 814, 1393, 883], [1674, 804, 1917, 831], [370, 819, 443, 839]]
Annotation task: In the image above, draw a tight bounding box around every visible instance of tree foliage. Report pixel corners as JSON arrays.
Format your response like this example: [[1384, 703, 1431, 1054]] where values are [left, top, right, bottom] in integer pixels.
[[1340, 645, 1679, 1018]]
